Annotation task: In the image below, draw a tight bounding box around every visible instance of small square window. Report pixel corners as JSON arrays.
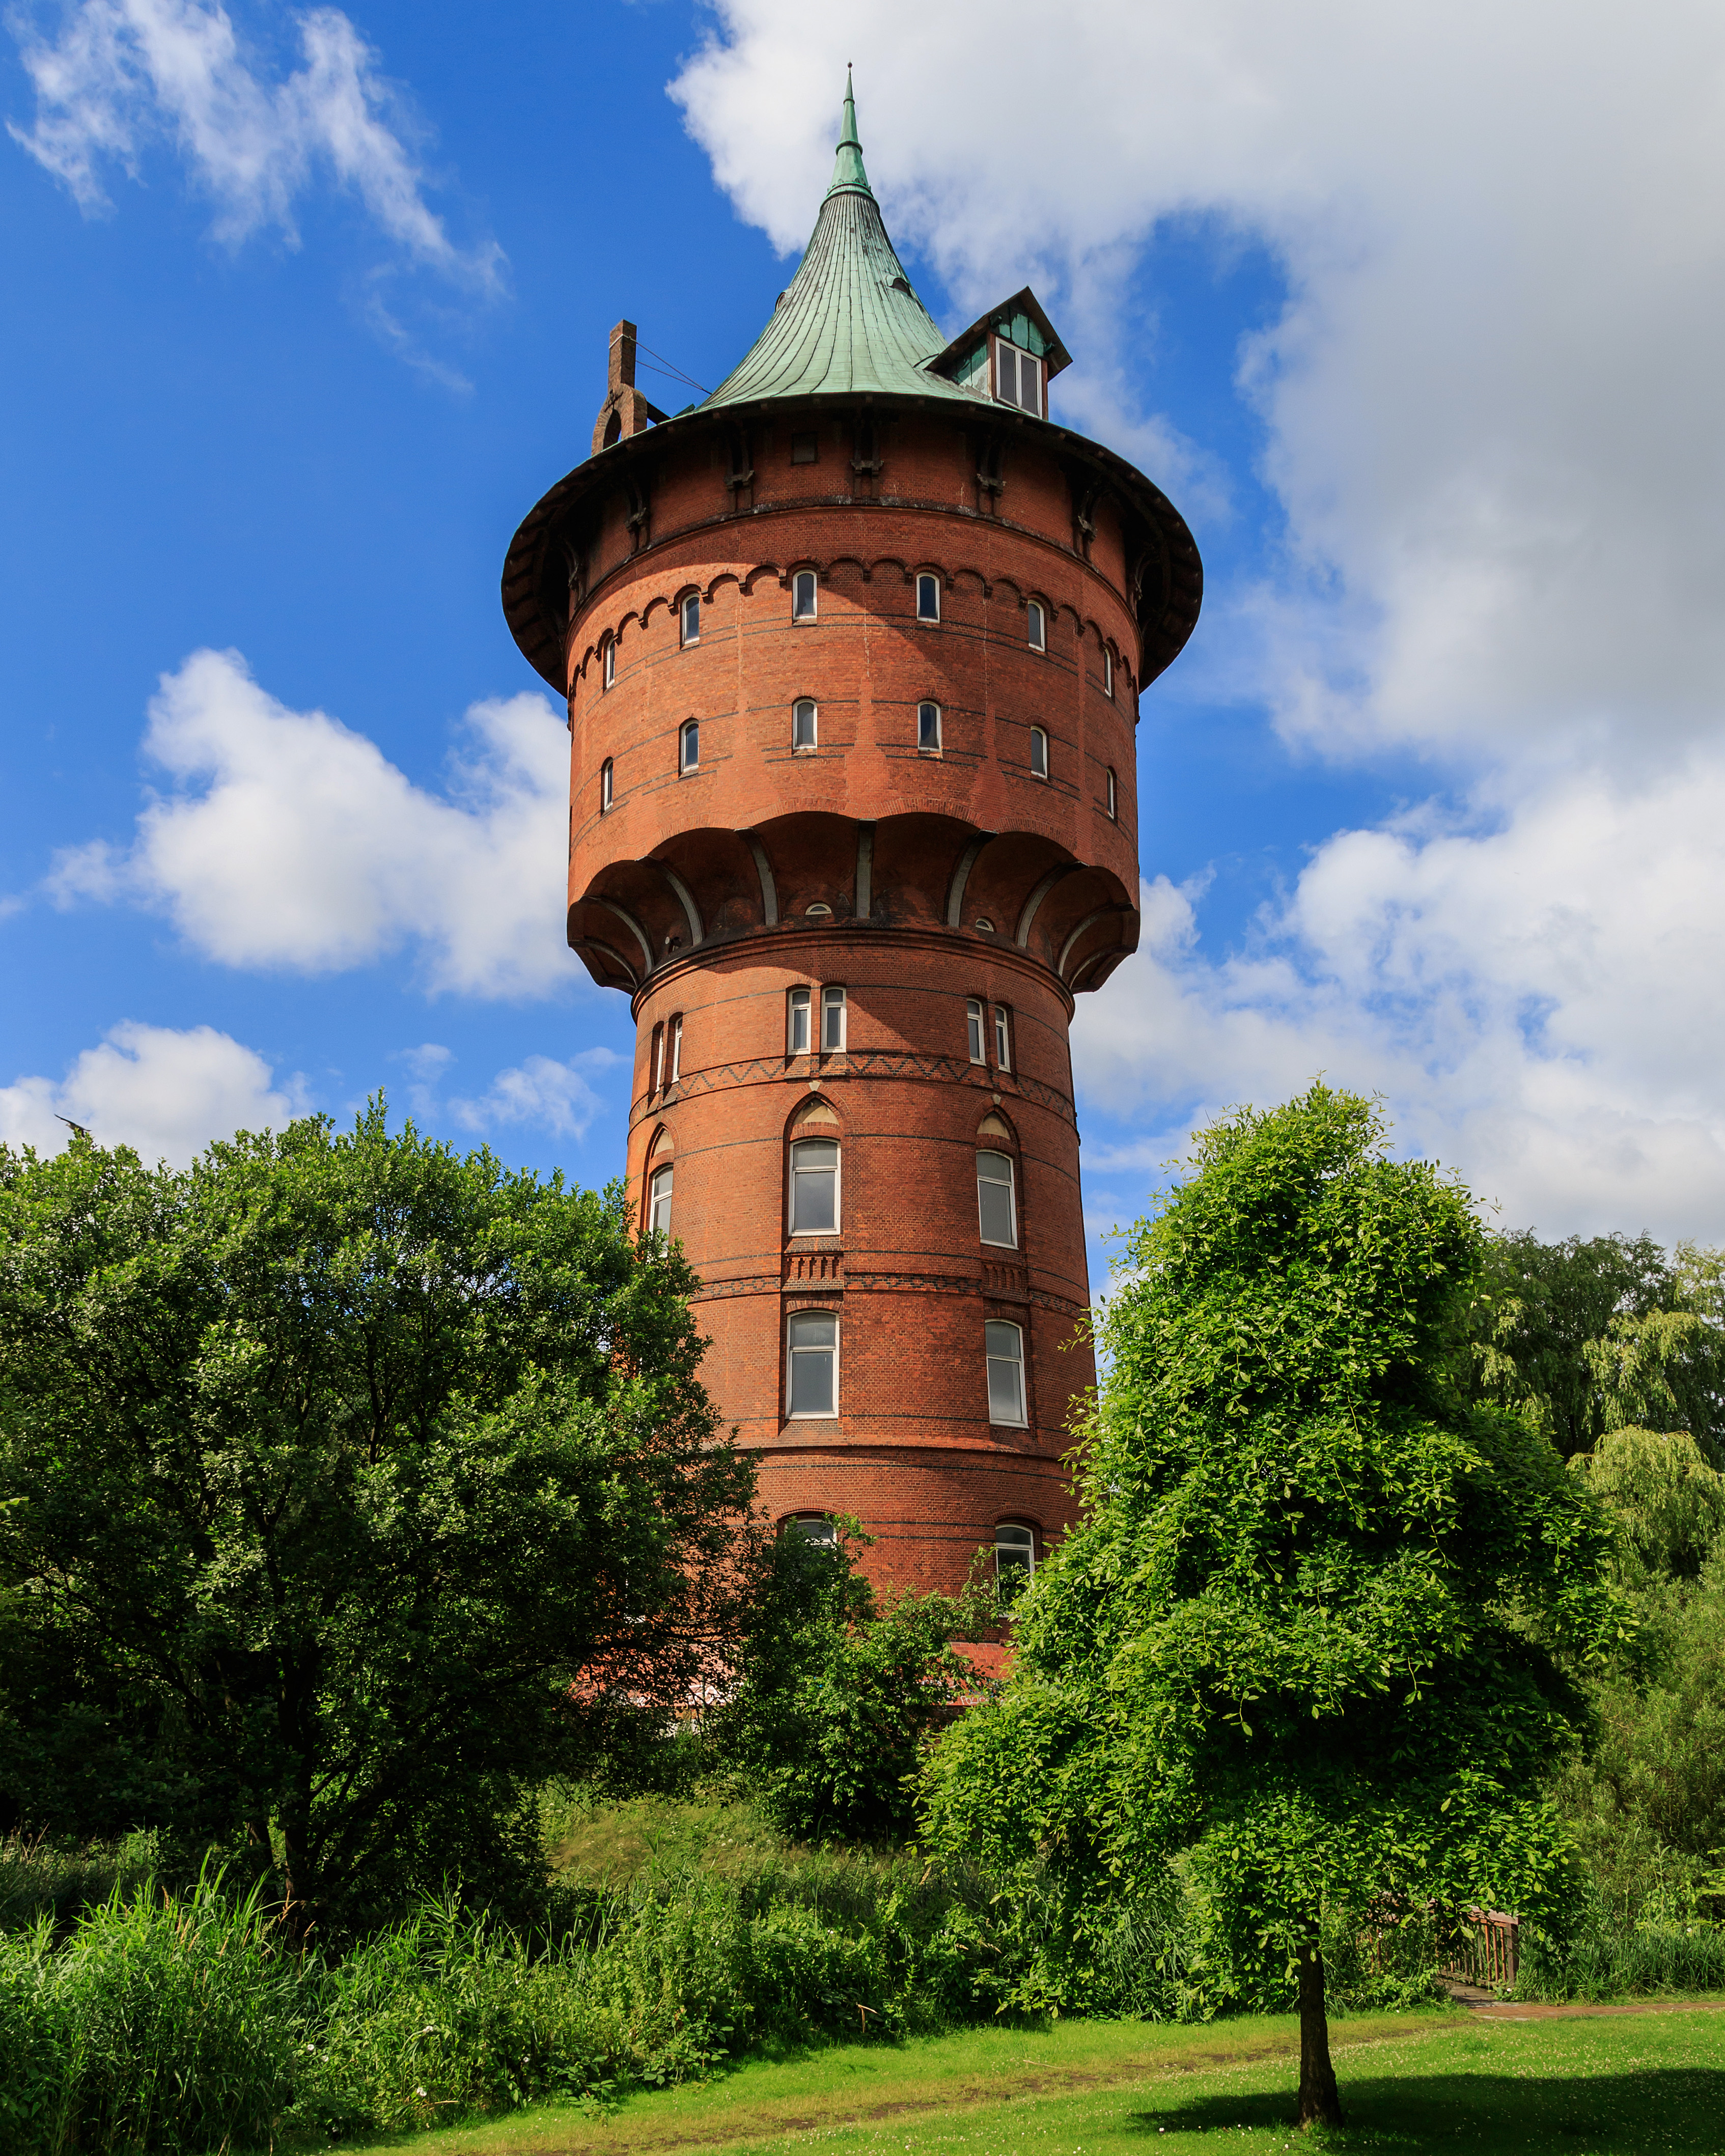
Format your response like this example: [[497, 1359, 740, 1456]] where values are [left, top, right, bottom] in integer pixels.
[[821, 985, 846, 1052], [788, 986, 811, 1055], [1027, 601, 1045, 652], [791, 431, 819, 465], [680, 719, 700, 772], [916, 574, 941, 623], [600, 757, 614, 812], [680, 593, 701, 645], [603, 638, 616, 689], [917, 701, 942, 752], [793, 570, 818, 621], [1030, 726, 1048, 780], [793, 698, 817, 750]]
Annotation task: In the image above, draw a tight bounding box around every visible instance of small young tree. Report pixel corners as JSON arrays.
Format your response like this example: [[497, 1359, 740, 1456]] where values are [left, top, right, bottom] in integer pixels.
[[921, 1084, 1623, 2126], [0, 1107, 757, 1931]]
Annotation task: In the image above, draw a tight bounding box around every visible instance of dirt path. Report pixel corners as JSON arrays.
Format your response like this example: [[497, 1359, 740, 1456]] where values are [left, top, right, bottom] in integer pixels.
[[1460, 1994, 1725, 2022]]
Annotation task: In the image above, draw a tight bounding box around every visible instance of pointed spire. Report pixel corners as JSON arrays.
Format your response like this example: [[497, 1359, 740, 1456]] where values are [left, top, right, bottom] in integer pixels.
[[825, 65, 872, 198]]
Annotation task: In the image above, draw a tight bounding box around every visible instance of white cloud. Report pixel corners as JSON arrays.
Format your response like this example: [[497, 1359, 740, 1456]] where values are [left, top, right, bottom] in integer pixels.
[[8, 1, 500, 293], [0, 1020, 305, 1165], [47, 648, 573, 999], [448, 1049, 621, 1145]]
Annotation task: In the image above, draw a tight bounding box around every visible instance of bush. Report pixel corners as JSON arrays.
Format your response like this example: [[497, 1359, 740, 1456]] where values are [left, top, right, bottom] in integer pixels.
[[1515, 1917, 1725, 2001]]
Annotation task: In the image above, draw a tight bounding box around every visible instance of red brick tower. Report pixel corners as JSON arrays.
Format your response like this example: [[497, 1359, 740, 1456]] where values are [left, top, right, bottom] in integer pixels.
[[502, 78, 1201, 1597]]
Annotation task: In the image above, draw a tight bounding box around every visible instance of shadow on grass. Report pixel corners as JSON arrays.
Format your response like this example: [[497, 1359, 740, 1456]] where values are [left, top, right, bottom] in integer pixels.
[[1130, 2069, 1725, 2148]]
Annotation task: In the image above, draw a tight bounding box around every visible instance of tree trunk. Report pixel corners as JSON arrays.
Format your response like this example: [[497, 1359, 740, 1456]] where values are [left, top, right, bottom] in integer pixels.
[[1296, 1939, 1343, 2129]]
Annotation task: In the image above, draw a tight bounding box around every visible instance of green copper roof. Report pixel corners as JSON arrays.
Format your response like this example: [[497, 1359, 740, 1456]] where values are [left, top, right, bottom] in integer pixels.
[[699, 73, 973, 411]]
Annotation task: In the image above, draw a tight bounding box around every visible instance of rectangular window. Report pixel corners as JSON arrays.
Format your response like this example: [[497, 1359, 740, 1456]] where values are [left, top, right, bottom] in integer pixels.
[[916, 573, 941, 622], [1106, 767, 1118, 820], [680, 719, 699, 771], [966, 997, 985, 1063], [1103, 646, 1114, 697], [680, 593, 700, 645], [788, 986, 811, 1054], [995, 1522, 1035, 1601], [790, 430, 819, 464], [1027, 600, 1045, 651], [917, 701, 942, 751], [793, 698, 817, 749], [649, 1023, 664, 1092], [994, 340, 1044, 416], [821, 985, 846, 1051], [977, 1151, 1017, 1248], [670, 1016, 682, 1083], [993, 1006, 1012, 1071], [1030, 726, 1048, 779], [603, 638, 616, 689], [793, 570, 817, 620], [790, 1138, 839, 1234], [649, 1163, 673, 1237], [600, 757, 614, 811], [788, 1310, 838, 1417], [986, 1320, 1027, 1425]]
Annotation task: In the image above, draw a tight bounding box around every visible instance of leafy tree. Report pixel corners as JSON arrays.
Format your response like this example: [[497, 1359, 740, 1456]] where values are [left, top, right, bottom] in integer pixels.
[[920, 1084, 1623, 2128], [713, 1524, 984, 1844], [0, 1108, 757, 1935]]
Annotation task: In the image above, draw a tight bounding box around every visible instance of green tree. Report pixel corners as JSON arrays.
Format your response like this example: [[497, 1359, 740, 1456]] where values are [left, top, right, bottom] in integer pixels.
[[713, 1524, 984, 1844], [920, 1084, 1623, 2128], [0, 1108, 757, 1934]]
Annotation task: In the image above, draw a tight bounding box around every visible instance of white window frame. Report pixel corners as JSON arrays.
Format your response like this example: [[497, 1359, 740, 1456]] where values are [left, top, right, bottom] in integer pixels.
[[786, 1511, 837, 1546], [679, 592, 701, 646], [680, 719, 700, 772], [995, 1521, 1035, 1598], [977, 1150, 1017, 1249], [600, 757, 614, 811], [1027, 600, 1046, 652], [986, 1320, 1027, 1426], [966, 997, 985, 1063], [787, 986, 811, 1055], [821, 985, 847, 1052], [648, 1162, 673, 1238], [603, 638, 616, 690], [787, 1310, 839, 1419], [793, 698, 818, 751], [792, 570, 818, 622], [789, 1136, 841, 1236], [917, 701, 942, 752], [669, 1016, 683, 1083], [993, 1006, 1012, 1071], [1106, 766, 1118, 820], [993, 338, 1044, 417], [1103, 646, 1115, 697], [1030, 725, 1048, 780], [649, 1023, 664, 1093], [916, 573, 941, 623]]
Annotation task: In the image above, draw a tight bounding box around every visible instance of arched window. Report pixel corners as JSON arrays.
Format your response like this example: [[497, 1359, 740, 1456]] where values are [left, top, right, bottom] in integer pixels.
[[1104, 646, 1115, 697], [793, 698, 818, 750], [785, 1512, 837, 1547], [789, 1137, 839, 1234], [599, 757, 614, 812], [669, 1015, 683, 1083], [793, 570, 818, 621], [680, 719, 700, 772], [602, 637, 616, 689], [648, 1162, 673, 1237], [1030, 725, 1048, 779], [995, 1522, 1035, 1600], [821, 985, 846, 1051], [918, 701, 942, 752], [787, 1310, 838, 1417], [978, 1151, 1017, 1248], [649, 1023, 664, 1093], [916, 573, 941, 623], [1106, 766, 1118, 819], [1027, 600, 1046, 652], [986, 1320, 1026, 1426], [679, 592, 701, 646]]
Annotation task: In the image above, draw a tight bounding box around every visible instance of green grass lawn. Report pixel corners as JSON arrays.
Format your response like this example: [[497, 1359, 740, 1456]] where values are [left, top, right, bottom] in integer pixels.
[[312, 2002, 1725, 2156]]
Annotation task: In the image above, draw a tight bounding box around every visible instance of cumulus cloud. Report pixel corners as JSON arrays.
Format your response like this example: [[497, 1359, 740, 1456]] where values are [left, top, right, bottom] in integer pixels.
[[448, 1049, 621, 1145], [8, 0, 501, 328], [0, 1020, 305, 1165], [47, 649, 573, 999]]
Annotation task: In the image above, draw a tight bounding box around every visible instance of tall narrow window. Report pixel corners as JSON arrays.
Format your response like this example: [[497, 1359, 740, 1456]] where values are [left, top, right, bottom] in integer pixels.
[[790, 1138, 839, 1234], [649, 1163, 673, 1237], [680, 719, 700, 772], [603, 637, 616, 689], [1027, 600, 1045, 652], [995, 1522, 1035, 1601], [993, 1006, 1012, 1071], [916, 573, 941, 623], [649, 1023, 664, 1093], [1030, 726, 1048, 779], [966, 998, 985, 1062], [599, 757, 614, 811], [787, 1311, 838, 1417], [788, 986, 811, 1054], [680, 592, 701, 645], [792, 570, 818, 621], [1103, 646, 1115, 697], [986, 1321, 1027, 1425], [821, 985, 846, 1051], [1106, 766, 1118, 820], [977, 1151, 1017, 1247], [793, 698, 817, 750], [917, 701, 942, 751], [669, 1016, 683, 1083]]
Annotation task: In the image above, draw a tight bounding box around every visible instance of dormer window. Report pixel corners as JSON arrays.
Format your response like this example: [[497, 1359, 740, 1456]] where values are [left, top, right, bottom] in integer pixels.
[[994, 338, 1044, 416]]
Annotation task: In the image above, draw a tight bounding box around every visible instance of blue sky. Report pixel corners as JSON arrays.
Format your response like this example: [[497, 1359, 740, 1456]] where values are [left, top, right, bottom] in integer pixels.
[[6, 0, 1725, 1276]]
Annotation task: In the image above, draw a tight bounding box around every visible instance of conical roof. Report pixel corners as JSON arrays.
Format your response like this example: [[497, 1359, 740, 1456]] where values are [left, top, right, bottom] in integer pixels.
[[700, 72, 972, 411]]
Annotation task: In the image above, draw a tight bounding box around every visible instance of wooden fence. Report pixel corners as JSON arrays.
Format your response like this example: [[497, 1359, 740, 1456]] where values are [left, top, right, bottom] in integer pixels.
[[1436, 1909, 1520, 1990]]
